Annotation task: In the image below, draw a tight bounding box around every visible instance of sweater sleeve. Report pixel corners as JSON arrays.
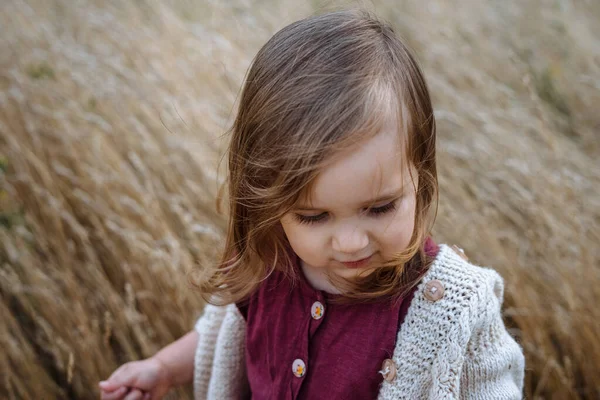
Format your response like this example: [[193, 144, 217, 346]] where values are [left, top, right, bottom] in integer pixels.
[[193, 304, 230, 400], [459, 270, 525, 399]]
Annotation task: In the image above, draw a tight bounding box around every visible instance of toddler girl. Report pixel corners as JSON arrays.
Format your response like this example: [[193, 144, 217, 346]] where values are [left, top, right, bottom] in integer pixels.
[[100, 9, 525, 400]]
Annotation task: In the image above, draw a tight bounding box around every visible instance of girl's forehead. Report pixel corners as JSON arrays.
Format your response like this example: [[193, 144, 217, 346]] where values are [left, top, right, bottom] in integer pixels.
[[297, 128, 414, 209]]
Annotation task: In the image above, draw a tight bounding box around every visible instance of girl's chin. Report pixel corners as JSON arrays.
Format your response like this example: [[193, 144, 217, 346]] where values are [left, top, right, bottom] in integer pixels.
[[331, 266, 378, 279]]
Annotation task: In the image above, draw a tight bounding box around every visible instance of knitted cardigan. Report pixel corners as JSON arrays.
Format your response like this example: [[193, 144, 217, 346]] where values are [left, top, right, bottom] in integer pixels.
[[193, 244, 525, 399]]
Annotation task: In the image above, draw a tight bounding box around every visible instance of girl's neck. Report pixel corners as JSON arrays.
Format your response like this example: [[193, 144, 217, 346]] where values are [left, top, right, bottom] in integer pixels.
[[299, 259, 343, 294]]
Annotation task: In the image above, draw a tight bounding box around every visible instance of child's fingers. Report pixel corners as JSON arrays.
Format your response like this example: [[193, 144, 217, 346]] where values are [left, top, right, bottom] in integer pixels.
[[123, 388, 144, 400], [99, 364, 139, 391], [99, 381, 121, 392], [100, 386, 128, 400]]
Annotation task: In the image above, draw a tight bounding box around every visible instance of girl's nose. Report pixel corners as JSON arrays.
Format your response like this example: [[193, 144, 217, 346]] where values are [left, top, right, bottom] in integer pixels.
[[331, 225, 369, 255]]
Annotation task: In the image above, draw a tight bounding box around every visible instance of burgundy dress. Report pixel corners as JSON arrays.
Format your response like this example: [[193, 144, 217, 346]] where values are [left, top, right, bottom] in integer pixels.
[[237, 238, 439, 399]]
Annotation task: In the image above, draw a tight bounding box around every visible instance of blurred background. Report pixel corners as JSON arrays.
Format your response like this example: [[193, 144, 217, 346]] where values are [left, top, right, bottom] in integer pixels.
[[1, 0, 598, 399]]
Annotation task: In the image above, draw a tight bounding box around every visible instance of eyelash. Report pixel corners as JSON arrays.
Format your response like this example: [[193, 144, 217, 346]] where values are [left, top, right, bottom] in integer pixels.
[[293, 201, 397, 225]]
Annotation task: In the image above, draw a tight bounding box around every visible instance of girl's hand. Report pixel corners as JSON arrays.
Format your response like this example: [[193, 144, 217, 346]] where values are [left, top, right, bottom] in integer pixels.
[[99, 357, 172, 400]]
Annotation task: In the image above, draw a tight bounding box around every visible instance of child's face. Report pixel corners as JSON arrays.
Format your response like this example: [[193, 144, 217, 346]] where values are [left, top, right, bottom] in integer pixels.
[[280, 126, 418, 293]]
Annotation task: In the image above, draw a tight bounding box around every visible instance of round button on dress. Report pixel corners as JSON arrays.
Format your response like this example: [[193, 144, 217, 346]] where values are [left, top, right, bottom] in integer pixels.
[[451, 245, 469, 261], [311, 301, 325, 320], [424, 280, 445, 302], [379, 359, 397, 382], [292, 358, 306, 378]]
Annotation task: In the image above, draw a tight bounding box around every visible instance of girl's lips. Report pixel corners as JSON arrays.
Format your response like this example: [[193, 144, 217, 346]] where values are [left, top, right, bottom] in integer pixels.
[[340, 255, 372, 269]]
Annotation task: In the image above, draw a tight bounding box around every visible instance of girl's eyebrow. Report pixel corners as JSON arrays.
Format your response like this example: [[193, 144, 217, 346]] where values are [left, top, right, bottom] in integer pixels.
[[294, 187, 404, 212]]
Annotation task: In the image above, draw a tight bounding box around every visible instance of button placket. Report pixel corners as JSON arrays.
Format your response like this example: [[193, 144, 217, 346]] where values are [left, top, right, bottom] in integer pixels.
[[290, 295, 322, 397], [290, 316, 310, 398]]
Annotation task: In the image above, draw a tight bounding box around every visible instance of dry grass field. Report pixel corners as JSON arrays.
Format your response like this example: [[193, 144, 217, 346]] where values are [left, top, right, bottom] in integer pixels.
[[1, 0, 598, 399]]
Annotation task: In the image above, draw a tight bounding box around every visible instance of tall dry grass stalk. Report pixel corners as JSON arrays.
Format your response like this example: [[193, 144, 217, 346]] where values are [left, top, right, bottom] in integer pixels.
[[0, 0, 598, 399]]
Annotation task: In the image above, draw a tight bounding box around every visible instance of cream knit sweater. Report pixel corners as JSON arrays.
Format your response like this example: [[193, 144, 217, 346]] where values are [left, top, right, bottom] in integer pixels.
[[193, 244, 525, 399]]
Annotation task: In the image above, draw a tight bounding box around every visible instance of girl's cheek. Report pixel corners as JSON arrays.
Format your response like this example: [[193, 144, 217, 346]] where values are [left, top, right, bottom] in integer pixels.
[[288, 224, 324, 250], [382, 207, 415, 240], [304, 229, 326, 248]]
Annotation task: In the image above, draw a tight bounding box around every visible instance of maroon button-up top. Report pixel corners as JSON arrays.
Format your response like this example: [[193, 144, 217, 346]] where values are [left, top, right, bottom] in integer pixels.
[[237, 238, 439, 399]]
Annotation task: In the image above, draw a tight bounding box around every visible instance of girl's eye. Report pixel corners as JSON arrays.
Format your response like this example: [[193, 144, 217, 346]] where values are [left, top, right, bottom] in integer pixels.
[[293, 213, 327, 225], [368, 201, 397, 216]]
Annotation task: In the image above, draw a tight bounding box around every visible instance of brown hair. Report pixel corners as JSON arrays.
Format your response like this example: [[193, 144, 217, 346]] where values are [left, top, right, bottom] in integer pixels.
[[193, 9, 438, 306]]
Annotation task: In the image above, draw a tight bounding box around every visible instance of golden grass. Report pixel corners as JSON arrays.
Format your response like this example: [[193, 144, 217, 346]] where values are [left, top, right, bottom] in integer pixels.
[[1, 0, 598, 398]]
